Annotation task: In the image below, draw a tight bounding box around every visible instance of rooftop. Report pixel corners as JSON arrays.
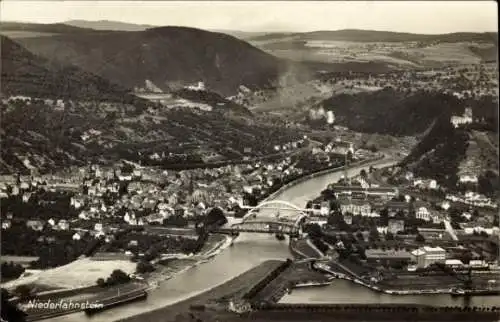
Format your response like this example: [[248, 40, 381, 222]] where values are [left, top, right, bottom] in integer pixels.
[[330, 185, 397, 193], [423, 246, 446, 253], [365, 249, 412, 259], [337, 198, 371, 206]]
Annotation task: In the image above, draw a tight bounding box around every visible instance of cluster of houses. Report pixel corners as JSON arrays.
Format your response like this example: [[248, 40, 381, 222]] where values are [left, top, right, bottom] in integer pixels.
[[403, 170, 496, 209], [309, 140, 378, 166], [272, 138, 306, 153], [0, 150, 334, 241], [363, 246, 447, 270], [316, 62, 497, 100], [446, 191, 498, 209], [310, 139, 356, 157], [324, 139, 355, 156], [368, 244, 494, 271], [2, 95, 66, 110], [309, 180, 446, 229], [450, 107, 473, 128]]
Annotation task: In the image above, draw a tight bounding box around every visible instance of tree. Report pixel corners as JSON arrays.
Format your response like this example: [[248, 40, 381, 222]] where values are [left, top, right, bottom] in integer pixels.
[[121, 163, 135, 174], [329, 199, 340, 212], [369, 227, 380, 242], [106, 269, 131, 286], [96, 278, 106, 287], [379, 208, 389, 226], [1, 288, 27, 322], [14, 285, 32, 299], [357, 246, 367, 260], [304, 223, 323, 239], [163, 214, 188, 227], [244, 193, 258, 207], [415, 234, 425, 243], [205, 207, 227, 227], [327, 213, 349, 231], [461, 252, 473, 264], [136, 261, 155, 274], [321, 189, 336, 199], [1, 262, 25, 280], [347, 150, 353, 161], [356, 231, 364, 241], [385, 232, 394, 241]]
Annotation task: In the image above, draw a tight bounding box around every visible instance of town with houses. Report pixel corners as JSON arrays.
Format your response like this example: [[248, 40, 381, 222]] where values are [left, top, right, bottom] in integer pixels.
[[0, 3, 499, 321], [1, 131, 498, 278], [1, 72, 499, 320]]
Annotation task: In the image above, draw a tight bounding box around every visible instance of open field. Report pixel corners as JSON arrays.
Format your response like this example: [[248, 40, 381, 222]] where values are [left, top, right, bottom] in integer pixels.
[[459, 130, 499, 175], [2, 258, 136, 290], [251, 81, 333, 112], [0, 31, 59, 38], [254, 40, 492, 68], [1, 255, 40, 263]]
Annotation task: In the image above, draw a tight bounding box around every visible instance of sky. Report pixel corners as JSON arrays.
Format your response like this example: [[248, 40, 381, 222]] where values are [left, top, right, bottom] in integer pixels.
[[1, 1, 498, 34]]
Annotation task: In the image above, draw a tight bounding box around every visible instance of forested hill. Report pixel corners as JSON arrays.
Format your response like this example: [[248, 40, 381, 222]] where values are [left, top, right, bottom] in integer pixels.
[[319, 88, 466, 136], [14, 26, 291, 97], [1, 36, 139, 103], [401, 115, 469, 187]]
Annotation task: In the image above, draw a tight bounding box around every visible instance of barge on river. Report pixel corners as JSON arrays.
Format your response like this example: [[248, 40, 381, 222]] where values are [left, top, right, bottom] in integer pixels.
[[84, 289, 148, 315]]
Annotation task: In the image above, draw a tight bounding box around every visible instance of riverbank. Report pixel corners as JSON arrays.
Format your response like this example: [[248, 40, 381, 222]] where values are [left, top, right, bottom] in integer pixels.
[[144, 234, 233, 290], [13, 234, 233, 321], [249, 261, 333, 305], [261, 154, 386, 204], [119, 260, 286, 322], [20, 282, 148, 321], [237, 303, 500, 321], [289, 238, 323, 259], [312, 262, 500, 297]]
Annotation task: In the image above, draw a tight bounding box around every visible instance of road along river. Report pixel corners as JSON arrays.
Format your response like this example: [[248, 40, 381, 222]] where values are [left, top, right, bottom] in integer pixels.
[[49, 157, 497, 322]]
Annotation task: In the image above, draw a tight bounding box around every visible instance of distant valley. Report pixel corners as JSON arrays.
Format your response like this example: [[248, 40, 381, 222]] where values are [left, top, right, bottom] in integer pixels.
[[247, 29, 498, 68], [0, 22, 498, 187]]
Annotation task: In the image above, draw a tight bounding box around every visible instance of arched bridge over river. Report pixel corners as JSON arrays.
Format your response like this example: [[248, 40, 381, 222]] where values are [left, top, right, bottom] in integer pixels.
[[215, 200, 312, 238]]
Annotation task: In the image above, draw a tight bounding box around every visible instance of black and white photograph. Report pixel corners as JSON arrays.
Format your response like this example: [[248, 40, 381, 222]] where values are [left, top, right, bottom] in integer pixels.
[[0, 1, 498, 321]]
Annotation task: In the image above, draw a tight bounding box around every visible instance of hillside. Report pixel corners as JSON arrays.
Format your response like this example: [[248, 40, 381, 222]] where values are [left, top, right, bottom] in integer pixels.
[[64, 20, 155, 31], [0, 36, 138, 102], [14, 26, 292, 97], [468, 45, 498, 63], [0, 97, 301, 174], [0, 39, 294, 174], [1, 35, 305, 174], [0, 21, 96, 34], [318, 88, 466, 136], [172, 88, 252, 117], [0, 21, 98, 38], [401, 111, 498, 191], [248, 29, 498, 68], [249, 29, 498, 44], [401, 116, 469, 188]]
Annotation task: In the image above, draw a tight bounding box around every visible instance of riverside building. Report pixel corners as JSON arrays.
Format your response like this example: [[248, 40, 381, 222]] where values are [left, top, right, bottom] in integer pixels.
[[411, 246, 446, 269]]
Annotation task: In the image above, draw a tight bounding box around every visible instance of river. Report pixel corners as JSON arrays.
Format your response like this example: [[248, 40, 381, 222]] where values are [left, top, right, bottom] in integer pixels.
[[49, 158, 496, 322], [281, 279, 500, 307]]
